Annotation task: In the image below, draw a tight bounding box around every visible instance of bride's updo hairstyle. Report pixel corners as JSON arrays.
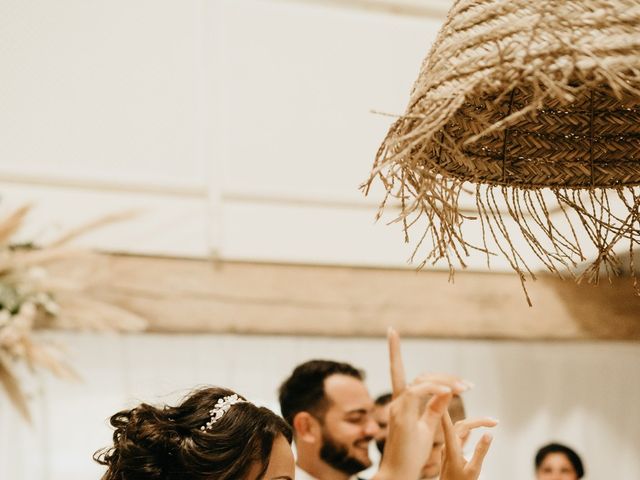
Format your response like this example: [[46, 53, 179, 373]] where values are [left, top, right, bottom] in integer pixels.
[[94, 386, 292, 480]]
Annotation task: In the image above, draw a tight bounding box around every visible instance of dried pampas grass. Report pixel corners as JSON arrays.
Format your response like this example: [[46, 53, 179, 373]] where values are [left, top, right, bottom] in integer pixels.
[[0, 206, 146, 421]]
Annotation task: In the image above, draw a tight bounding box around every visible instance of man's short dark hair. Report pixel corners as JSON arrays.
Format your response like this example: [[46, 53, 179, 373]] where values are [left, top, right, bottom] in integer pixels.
[[374, 393, 392, 407], [535, 443, 585, 478], [278, 360, 364, 427]]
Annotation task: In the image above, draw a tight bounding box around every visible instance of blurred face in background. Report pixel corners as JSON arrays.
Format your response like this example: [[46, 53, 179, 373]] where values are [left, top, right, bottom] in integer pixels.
[[536, 452, 579, 480], [419, 423, 445, 479], [372, 398, 445, 479], [372, 401, 390, 455]]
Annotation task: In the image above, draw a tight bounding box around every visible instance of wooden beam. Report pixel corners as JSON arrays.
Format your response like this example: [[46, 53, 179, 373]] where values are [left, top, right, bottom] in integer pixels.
[[50, 254, 640, 341]]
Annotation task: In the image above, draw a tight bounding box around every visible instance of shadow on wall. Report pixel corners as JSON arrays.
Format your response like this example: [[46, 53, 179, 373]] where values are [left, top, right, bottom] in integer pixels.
[[487, 341, 640, 479], [545, 274, 640, 339]]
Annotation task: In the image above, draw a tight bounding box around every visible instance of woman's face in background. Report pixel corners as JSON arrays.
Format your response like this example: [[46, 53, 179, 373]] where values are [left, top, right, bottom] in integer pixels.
[[536, 452, 578, 480]]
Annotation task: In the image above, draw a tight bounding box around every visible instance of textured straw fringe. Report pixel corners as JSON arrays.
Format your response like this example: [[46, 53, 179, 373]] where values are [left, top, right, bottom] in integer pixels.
[[364, 0, 640, 305]]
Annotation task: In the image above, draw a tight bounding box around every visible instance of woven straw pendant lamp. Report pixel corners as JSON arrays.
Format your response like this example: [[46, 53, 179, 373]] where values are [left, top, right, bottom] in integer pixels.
[[365, 0, 640, 304]]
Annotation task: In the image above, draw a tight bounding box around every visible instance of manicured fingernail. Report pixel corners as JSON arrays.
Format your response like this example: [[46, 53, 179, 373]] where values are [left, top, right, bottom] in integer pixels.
[[483, 433, 493, 442], [455, 380, 474, 391], [435, 385, 452, 394]]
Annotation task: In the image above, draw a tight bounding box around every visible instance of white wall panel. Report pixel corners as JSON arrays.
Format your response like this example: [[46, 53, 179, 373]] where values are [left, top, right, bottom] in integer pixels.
[[0, 182, 209, 257], [220, 200, 413, 267], [0, 363, 46, 480], [41, 334, 128, 480], [222, 199, 543, 270], [0, 0, 205, 189], [212, 0, 439, 202]]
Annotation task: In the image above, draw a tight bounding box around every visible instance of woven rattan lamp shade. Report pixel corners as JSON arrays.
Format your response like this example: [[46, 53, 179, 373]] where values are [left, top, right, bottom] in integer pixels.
[[366, 0, 640, 303]]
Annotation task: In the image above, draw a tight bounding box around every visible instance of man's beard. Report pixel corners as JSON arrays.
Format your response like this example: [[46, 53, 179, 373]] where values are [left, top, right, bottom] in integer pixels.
[[319, 429, 370, 475]]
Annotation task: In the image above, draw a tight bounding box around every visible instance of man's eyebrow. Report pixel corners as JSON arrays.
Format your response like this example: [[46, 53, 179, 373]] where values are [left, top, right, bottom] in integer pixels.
[[344, 408, 369, 415], [271, 477, 293, 480]]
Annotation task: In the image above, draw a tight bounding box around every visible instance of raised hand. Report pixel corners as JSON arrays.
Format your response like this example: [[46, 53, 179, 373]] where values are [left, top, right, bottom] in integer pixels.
[[374, 328, 470, 480], [388, 328, 469, 400], [440, 411, 494, 480], [454, 416, 498, 449]]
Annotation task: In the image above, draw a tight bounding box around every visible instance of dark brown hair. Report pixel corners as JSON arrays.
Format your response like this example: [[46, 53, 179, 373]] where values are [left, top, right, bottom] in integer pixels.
[[278, 359, 364, 427], [535, 442, 584, 478], [94, 386, 292, 480], [374, 392, 392, 407]]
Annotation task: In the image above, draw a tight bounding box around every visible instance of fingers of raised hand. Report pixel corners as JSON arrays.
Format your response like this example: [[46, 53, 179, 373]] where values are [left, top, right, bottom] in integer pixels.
[[411, 373, 473, 395], [421, 390, 452, 430], [466, 432, 493, 478], [387, 327, 406, 398], [407, 380, 453, 399], [453, 417, 499, 440], [441, 410, 460, 451], [392, 382, 451, 425]]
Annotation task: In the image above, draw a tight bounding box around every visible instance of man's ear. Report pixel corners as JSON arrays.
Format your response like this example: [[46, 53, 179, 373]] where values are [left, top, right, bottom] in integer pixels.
[[292, 412, 321, 444]]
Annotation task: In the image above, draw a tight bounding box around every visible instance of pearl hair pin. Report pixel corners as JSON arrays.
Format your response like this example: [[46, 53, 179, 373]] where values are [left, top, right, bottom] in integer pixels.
[[200, 394, 246, 431]]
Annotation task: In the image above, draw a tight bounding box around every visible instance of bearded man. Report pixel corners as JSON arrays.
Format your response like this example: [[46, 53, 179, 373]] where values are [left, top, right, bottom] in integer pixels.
[[279, 360, 379, 480]]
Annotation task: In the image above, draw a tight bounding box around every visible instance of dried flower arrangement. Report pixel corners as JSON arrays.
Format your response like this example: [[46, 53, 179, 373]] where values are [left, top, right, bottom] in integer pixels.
[[0, 206, 147, 421]]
